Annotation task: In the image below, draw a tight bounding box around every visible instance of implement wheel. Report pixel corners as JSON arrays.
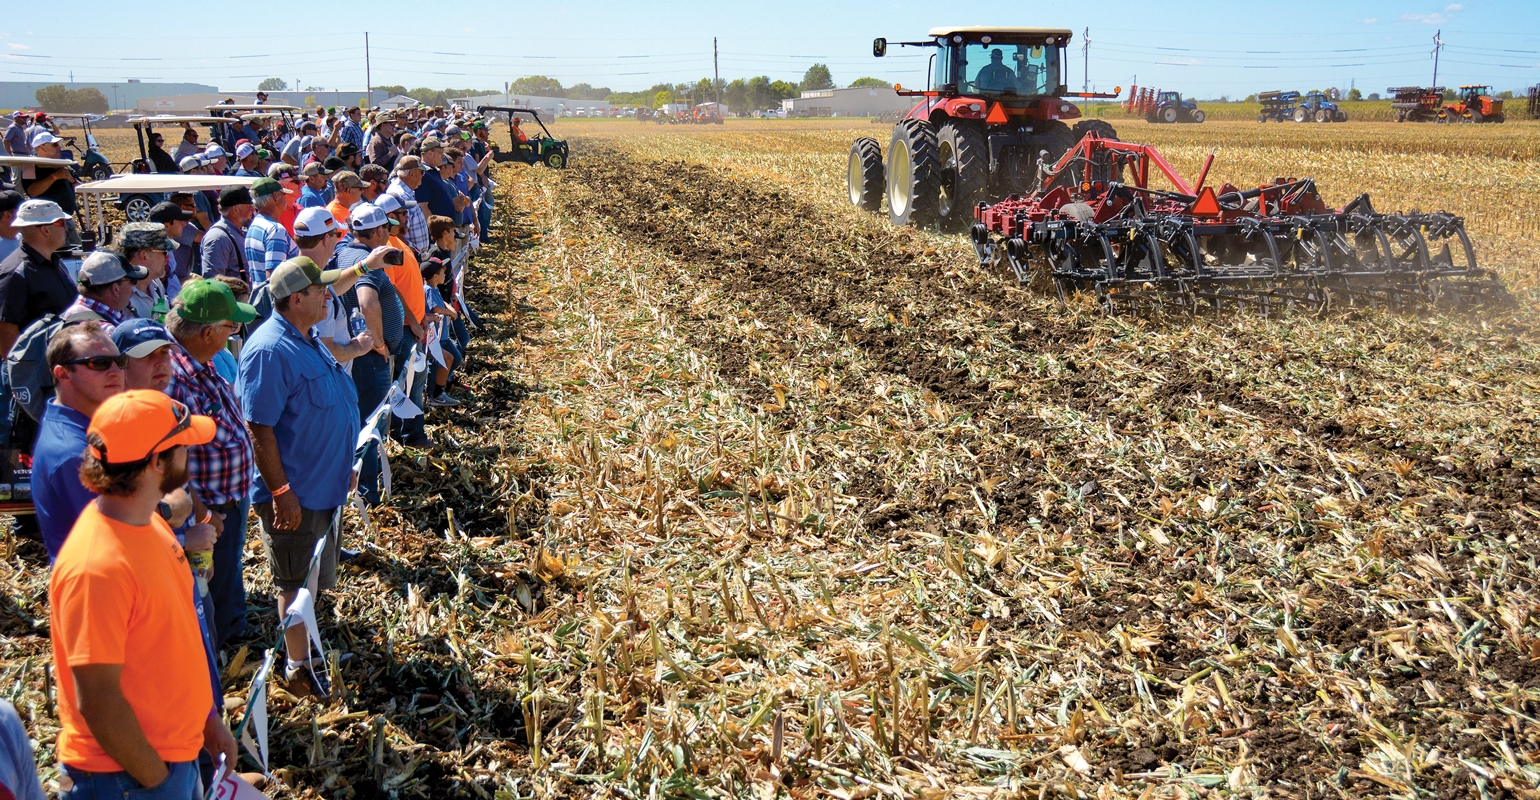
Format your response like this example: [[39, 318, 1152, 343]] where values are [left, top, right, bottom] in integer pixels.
[[847, 137, 884, 212], [885, 119, 940, 228], [935, 122, 988, 228]]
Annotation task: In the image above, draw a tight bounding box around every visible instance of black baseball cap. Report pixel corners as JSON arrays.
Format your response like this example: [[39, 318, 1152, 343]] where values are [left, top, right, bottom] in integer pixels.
[[148, 201, 194, 223], [219, 186, 253, 209], [323, 156, 346, 172]]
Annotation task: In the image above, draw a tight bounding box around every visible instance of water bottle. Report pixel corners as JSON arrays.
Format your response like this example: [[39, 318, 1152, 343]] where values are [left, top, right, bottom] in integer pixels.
[[348, 307, 367, 337]]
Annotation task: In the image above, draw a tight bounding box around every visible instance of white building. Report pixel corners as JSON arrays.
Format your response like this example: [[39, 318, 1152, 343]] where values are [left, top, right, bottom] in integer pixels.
[[781, 87, 920, 118], [449, 93, 610, 117]]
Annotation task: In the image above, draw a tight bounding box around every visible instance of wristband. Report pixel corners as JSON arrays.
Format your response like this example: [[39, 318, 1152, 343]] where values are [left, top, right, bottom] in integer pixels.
[[353, 264, 367, 278], [271, 483, 292, 498], [198, 510, 214, 525]]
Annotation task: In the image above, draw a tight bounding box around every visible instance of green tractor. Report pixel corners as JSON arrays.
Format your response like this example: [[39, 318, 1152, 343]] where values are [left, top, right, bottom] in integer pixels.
[[476, 106, 570, 169]]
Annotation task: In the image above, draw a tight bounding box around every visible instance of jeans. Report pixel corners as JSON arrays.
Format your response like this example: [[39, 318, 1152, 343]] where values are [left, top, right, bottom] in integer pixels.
[[476, 187, 493, 235], [61, 760, 199, 800], [207, 497, 251, 647], [353, 351, 392, 505]]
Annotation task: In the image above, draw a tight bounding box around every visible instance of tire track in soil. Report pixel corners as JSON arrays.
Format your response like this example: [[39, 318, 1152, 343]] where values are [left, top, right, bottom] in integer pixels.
[[561, 148, 1538, 790]]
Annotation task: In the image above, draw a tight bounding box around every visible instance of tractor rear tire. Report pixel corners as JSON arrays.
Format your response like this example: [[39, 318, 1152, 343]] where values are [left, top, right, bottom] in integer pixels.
[[1072, 119, 1119, 141], [1160, 107, 1178, 124], [848, 137, 884, 212], [886, 119, 940, 228], [1294, 107, 1309, 123], [1191, 109, 1206, 123], [936, 122, 988, 229]]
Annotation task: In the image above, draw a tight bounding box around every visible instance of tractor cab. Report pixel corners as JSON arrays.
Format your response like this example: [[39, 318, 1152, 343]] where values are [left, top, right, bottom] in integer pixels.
[[475, 106, 570, 169], [920, 28, 1071, 109]]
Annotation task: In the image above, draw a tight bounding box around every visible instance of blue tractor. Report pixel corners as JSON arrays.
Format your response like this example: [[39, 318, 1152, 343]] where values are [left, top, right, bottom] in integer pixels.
[[1294, 92, 1347, 123]]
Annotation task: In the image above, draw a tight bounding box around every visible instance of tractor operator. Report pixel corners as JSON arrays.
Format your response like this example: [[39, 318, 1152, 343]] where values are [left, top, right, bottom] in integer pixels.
[[975, 49, 1017, 93]]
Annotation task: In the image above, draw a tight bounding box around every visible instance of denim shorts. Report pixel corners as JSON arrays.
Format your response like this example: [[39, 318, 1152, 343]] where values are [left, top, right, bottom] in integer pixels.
[[61, 759, 199, 799]]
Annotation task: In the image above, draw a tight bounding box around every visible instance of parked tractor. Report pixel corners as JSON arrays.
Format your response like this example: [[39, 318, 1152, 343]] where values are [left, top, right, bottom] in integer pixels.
[[1389, 86, 1444, 122], [1439, 85, 1504, 123], [1529, 85, 1540, 120], [1294, 92, 1347, 123], [1124, 86, 1204, 123], [847, 26, 1120, 229], [1256, 91, 1298, 122]]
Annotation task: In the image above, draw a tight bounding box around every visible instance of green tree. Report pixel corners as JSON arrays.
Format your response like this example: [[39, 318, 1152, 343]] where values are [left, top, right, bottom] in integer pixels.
[[257, 78, 288, 92], [375, 85, 408, 98], [800, 63, 834, 92], [34, 85, 108, 114], [847, 77, 892, 89], [652, 89, 673, 109], [510, 76, 566, 98], [1347, 87, 1363, 101], [723, 78, 751, 113]]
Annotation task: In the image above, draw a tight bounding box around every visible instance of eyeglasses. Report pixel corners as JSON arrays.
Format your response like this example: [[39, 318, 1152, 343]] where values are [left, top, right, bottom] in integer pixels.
[[66, 354, 129, 371]]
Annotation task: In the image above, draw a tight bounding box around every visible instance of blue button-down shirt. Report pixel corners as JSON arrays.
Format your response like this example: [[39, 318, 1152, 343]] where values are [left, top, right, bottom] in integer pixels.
[[237, 312, 361, 511], [31, 401, 96, 561]]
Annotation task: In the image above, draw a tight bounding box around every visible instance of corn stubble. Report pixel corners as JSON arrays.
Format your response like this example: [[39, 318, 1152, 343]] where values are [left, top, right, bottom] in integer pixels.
[[1, 120, 1537, 798]]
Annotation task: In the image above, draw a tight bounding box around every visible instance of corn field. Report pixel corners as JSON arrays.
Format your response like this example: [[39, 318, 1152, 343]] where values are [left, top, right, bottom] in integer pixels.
[[3, 119, 1539, 799]]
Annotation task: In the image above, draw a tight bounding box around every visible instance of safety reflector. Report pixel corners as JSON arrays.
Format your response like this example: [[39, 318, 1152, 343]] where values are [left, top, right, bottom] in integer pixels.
[[1190, 186, 1222, 217], [985, 103, 1008, 124]]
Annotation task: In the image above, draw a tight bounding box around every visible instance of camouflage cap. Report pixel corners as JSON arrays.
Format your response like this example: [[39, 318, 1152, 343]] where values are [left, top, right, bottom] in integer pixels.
[[119, 222, 178, 252]]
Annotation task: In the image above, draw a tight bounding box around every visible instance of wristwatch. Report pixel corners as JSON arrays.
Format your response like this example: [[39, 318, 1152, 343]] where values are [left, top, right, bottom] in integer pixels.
[[156, 501, 173, 521]]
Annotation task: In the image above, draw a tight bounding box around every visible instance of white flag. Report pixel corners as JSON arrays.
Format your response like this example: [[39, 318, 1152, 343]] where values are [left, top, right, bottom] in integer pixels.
[[283, 588, 327, 669], [237, 652, 275, 772], [387, 382, 422, 419], [427, 332, 446, 369], [210, 767, 269, 800], [303, 534, 327, 600]]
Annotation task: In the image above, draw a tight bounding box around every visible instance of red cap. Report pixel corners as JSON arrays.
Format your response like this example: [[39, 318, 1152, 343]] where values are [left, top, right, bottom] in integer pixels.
[[88, 390, 215, 465]]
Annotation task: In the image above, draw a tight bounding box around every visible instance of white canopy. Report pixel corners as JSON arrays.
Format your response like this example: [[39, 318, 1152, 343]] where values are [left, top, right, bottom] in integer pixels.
[[128, 116, 231, 126], [76, 174, 259, 195], [0, 155, 77, 169], [205, 104, 301, 113]]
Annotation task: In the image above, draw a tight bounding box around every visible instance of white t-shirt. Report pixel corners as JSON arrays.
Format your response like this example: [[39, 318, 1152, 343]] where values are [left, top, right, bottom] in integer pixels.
[[312, 287, 355, 375]]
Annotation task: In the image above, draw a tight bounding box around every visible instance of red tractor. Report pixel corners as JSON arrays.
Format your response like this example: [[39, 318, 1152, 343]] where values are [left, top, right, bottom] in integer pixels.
[[1439, 85, 1505, 123], [848, 27, 1120, 229]]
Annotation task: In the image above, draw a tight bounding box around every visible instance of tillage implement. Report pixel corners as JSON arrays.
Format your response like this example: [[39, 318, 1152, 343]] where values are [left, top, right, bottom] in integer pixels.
[[967, 133, 1508, 315]]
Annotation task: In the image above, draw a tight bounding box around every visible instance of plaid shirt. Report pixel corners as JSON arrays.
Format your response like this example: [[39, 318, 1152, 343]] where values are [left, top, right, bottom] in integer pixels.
[[340, 120, 365, 151], [243, 213, 296, 285], [167, 345, 255, 505], [388, 177, 429, 251], [62, 295, 126, 325]]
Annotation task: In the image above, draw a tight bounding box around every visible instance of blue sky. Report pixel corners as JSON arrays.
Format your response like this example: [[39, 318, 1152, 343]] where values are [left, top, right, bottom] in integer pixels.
[[2, 0, 1537, 97]]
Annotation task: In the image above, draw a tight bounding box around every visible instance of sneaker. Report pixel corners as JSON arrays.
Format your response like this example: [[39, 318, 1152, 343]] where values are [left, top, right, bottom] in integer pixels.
[[284, 657, 333, 698], [399, 434, 434, 449], [427, 392, 461, 408], [339, 547, 363, 563]]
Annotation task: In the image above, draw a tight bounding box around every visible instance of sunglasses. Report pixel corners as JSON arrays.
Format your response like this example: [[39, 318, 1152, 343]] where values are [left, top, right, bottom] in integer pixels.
[[67, 354, 129, 371]]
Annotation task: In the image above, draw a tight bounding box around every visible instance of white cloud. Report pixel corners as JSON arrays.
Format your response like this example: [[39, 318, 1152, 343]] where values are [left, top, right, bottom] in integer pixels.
[[1444, 3, 1463, 11], [1357, 17, 1378, 23], [1400, 3, 1463, 24], [7, 42, 29, 50]]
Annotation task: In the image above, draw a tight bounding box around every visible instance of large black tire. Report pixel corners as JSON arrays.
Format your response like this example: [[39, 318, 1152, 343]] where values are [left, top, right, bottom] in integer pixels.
[[935, 122, 988, 228], [1070, 119, 1120, 185], [1294, 107, 1309, 123], [122, 194, 154, 223], [543, 149, 567, 169], [847, 137, 884, 212], [1038, 120, 1080, 191], [1315, 109, 1330, 123], [1191, 109, 1206, 123], [885, 119, 940, 227], [1160, 107, 1178, 124], [1333, 109, 1347, 122]]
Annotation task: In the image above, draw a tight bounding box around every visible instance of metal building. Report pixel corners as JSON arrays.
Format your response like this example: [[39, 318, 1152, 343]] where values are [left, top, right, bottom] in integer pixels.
[[781, 87, 920, 117]]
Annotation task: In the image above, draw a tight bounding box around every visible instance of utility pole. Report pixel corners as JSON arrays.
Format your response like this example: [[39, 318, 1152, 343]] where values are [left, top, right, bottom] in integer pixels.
[[713, 37, 721, 107], [1082, 27, 1090, 94], [1431, 29, 1444, 88], [365, 32, 372, 108]]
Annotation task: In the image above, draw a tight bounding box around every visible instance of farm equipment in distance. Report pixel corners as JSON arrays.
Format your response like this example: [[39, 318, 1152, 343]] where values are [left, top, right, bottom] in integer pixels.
[[1256, 91, 1298, 122], [847, 26, 1121, 230], [967, 132, 1508, 316], [1124, 87, 1205, 123], [1529, 85, 1540, 119], [1439, 86, 1505, 123], [1294, 92, 1347, 123], [475, 106, 570, 168], [1389, 86, 1444, 122]]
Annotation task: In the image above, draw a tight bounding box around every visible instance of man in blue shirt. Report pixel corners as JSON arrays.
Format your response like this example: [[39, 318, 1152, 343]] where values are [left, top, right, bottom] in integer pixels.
[[299, 162, 332, 209], [414, 138, 469, 221], [237, 255, 360, 693], [32, 324, 125, 560]]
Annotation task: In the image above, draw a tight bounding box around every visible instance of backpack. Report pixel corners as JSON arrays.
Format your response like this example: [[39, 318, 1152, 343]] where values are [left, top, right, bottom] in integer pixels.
[[243, 280, 273, 339], [5, 311, 99, 423]]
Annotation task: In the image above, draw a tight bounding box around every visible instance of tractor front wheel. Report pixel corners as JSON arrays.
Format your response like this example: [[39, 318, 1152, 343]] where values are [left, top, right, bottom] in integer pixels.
[[1315, 109, 1330, 123], [848, 137, 884, 212], [1191, 109, 1206, 123], [885, 119, 940, 228], [1334, 110, 1348, 122], [935, 122, 988, 228], [544, 150, 567, 168]]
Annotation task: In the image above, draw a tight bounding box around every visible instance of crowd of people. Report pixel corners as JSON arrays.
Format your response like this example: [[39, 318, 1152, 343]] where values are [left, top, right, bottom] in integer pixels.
[[0, 102, 498, 799]]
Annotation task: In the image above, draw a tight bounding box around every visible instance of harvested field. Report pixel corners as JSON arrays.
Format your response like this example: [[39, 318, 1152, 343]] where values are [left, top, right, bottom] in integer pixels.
[[3, 119, 1539, 799]]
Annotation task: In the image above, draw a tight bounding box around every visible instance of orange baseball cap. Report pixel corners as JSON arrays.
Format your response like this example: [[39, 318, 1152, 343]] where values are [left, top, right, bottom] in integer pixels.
[[87, 390, 216, 465]]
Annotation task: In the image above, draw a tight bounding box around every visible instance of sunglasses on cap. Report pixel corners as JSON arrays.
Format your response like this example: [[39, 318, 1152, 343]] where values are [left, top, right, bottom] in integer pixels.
[[89, 396, 193, 464], [67, 354, 130, 371]]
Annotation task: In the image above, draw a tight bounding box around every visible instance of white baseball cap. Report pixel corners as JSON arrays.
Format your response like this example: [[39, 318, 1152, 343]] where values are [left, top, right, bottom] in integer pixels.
[[235, 142, 257, 159], [294, 207, 340, 237], [348, 203, 388, 232], [12, 199, 69, 227], [204, 144, 228, 159], [30, 130, 61, 148], [374, 193, 403, 214], [178, 155, 204, 172]]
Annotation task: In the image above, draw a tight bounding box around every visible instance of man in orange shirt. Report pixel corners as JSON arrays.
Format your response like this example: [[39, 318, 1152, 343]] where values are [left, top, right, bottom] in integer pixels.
[[326, 171, 365, 234], [49, 391, 236, 798], [375, 193, 425, 331]]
